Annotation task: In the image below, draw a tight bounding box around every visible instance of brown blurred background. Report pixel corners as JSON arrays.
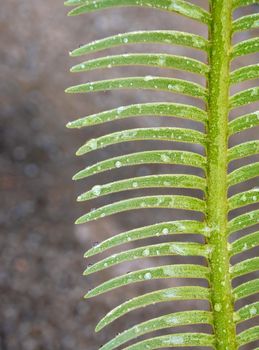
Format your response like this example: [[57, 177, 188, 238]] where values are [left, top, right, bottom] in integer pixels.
[[0, 1, 258, 349]]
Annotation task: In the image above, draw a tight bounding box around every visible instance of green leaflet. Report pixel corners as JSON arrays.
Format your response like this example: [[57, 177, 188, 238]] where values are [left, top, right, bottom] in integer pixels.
[[233, 14, 259, 32], [230, 231, 259, 256], [233, 279, 259, 300], [76, 127, 206, 155], [83, 242, 209, 276], [73, 150, 206, 180], [76, 195, 206, 224], [231, 257, 259, 279], [232, 0, 259, 9], [85, 264, 209, 298], [232, 37, 259, 59], [237, 326, 259, 347], [84, 220, 206, 258], [66, 1, 259, 349], [71, 54, 209, 75], [65, 0, 211, 24], [69, 31, 209, 57], [78, 175, 206, 201], [228, 189, 259, 211], [235, 302, 259, 323], [99, 310, 212, 350], [96, 286, 210, 330], [65, 76, 208, 100], [230, 64, 259, 84], [122, 333, 215, 349], [227, 163, 259, 187], [67, 103, 207, 129], [228, 111, 259, 135], [228, 210, 259, 234], [230, 87, 259, 109], [227, 140, 259, 162]]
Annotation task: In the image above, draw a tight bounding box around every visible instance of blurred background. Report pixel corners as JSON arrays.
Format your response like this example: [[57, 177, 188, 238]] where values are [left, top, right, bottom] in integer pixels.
[[0, 1, 258, 349]]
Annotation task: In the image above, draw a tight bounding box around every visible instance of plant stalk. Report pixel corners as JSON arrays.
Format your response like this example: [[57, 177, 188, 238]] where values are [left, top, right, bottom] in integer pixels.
[[207, 0, 236, 348]]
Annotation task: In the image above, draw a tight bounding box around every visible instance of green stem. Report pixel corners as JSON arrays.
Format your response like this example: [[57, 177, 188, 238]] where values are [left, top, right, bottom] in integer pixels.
[[207, 0, 236, 349]]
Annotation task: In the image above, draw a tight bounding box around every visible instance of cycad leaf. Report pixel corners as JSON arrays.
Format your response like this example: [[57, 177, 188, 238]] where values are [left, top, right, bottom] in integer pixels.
[[66, 1, 259, 349]]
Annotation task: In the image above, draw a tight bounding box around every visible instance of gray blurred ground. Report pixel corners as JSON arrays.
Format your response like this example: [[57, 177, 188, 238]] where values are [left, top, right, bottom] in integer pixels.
[[0, 1, 258, 349]]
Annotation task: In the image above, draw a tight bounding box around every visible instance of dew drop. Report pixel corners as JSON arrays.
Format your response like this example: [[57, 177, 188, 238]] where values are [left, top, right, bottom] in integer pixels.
[[250, 306, 257, 316], [144, 75, 153, 81], [143, 248, 150, 256], [144, 272, 152, 280], [92, 185, 101, 196], [162, 228, 169, 235], [115, 161, 122, 168], [214, 303, 222, 312]]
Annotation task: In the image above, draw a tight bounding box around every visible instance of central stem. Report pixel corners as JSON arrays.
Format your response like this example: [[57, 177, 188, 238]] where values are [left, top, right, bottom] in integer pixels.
[[206, 0, 236, 349]]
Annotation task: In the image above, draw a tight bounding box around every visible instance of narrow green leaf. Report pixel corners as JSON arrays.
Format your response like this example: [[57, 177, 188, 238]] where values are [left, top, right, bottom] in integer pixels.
[[65, 76, 208, 100], [231, 257, 259, 279], [84, 242, 209, 276], [65, 0, 211, 25], [73, 150, 206, 180], [230, 87, 259, 109], [69, 31, 209, 57], [228, 189, 259, 211], [234, 279, 259, 300], [77, 127, 206, 155], [233, 14, 259, 32], [85, 264, 209, 298], [84, 220, 206, 258], [228, 111, 259, 135], [230, 231, 259, 256], [96, 286, 210, 331], [233, 0, 259, 9], [227, 163, 259, 187], [235, 302, 259, 324], [79, 175, 206, 202], [71, 53, 209, 76], [237, 326, 259, 347], [76, 195, 206, 224], [228, 209, 259, 234], [123, 333, 215, 349], [100, 310, 213, 350], [230, 64, 259, 84], [67, 103, 208, 129], [227, 140, 259, 162], [232, 37, 259, 59]]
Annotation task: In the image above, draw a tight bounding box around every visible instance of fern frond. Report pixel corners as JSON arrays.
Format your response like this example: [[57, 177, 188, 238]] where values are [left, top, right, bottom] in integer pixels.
[[66, 0, 259, 349]]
